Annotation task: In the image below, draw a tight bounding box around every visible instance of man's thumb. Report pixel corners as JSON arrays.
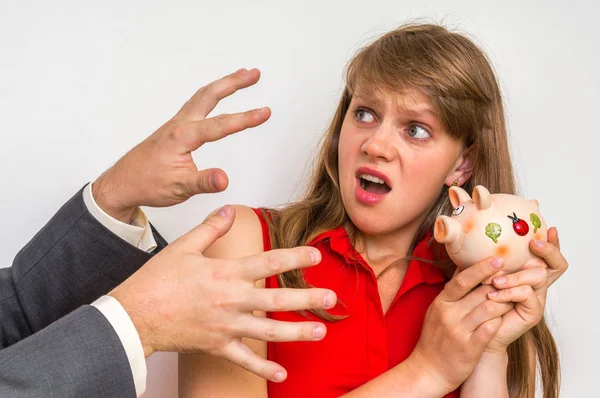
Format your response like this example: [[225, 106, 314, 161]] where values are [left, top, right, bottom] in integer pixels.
[[183, 205, 236, 253], [187, 168, 229, 195]]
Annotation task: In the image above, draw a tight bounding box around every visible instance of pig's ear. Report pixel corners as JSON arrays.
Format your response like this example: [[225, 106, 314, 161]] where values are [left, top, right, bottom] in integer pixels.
[[473, 185, 492, 210], [529, 199, 540, 208], [449, 186, 471, 208]]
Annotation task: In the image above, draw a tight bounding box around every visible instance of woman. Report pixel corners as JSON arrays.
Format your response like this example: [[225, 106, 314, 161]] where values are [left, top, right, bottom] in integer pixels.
[[179, 22, 567, 397]]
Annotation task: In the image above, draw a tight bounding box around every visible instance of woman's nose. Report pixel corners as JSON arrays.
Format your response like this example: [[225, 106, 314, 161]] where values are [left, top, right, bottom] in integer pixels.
[[361, 128, 395, 161]]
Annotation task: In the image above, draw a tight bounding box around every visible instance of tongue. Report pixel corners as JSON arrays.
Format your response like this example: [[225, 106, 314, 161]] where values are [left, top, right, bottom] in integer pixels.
[[364, 180, 390, 194]]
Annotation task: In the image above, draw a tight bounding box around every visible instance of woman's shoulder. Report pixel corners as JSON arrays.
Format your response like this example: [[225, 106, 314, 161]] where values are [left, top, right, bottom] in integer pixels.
[[203, 205, 265, 260]]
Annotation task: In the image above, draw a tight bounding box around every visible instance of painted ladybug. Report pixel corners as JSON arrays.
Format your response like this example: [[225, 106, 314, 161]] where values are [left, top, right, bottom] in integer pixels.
[[507, 212, 529, 236]]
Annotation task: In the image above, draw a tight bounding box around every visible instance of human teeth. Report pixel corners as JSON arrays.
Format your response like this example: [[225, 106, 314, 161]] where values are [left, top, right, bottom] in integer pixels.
[[360, 174, 385, 184]]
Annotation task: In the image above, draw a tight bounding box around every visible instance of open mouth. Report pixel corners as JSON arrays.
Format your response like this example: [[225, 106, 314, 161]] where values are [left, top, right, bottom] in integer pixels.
[[358, 173, 391, 194]]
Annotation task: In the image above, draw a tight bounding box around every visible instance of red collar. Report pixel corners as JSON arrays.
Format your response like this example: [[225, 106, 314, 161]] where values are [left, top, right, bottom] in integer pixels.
[[311, 226, 448, 290]]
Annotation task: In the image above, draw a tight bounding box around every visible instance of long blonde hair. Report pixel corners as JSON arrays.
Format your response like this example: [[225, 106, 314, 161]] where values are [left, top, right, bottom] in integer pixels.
[[263, 23, 559, 398]]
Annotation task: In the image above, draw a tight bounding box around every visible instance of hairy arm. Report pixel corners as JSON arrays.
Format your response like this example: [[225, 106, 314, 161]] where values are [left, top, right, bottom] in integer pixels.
[[178, 205, 268, 398]]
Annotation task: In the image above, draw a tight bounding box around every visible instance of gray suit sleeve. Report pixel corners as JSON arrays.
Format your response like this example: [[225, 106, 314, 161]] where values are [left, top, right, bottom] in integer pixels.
[[0, 305, 137, 398], [0, 185, 168, 348]]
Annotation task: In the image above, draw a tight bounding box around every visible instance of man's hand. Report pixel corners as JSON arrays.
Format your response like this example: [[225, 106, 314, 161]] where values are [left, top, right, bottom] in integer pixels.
[[109, 205, 337, 382], [93, 68, 268, 223]]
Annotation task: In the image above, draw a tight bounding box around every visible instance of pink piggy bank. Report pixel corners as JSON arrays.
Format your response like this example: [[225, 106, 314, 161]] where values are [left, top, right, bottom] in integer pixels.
[[433, 185, 548, 275]]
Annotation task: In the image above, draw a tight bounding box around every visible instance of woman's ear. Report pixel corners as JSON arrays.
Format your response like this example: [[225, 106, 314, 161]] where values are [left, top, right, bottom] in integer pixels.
[[445, 145, 474, 187]]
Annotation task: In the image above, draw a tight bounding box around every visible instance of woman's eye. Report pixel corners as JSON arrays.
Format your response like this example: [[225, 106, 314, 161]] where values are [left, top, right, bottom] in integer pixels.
[[452, 205, 464, 216], [407, 125, 431, 139], [355, 109, 375, 123]]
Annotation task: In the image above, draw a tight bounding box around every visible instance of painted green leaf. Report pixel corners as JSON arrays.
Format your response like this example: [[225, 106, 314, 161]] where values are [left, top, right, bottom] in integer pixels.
[[485, 222, 502, 244], [530, 213, 541, 233]]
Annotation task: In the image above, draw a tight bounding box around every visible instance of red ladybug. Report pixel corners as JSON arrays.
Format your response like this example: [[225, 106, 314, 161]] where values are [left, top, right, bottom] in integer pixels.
[[507, 212, 529, 236]]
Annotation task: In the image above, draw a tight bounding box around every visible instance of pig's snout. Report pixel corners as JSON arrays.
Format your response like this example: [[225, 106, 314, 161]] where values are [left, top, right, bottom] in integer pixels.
[[434, 216, 462, 244]]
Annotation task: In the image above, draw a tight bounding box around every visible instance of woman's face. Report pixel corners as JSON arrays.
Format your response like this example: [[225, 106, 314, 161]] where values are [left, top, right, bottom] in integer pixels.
[[338, 87, 467, 237]]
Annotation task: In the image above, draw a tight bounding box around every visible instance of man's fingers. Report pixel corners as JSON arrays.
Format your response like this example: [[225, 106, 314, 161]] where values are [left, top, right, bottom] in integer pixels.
[[222, 339, 287, 382], [464, 300, 513, 332], [184, 107, 271, 150], [196, 68, 261, 118], [179, 68, 262, 120], [243, 288, 337, 312], [529, 235, 568, 287], [442, 256, 504, 302], [241, 246, 322, 281], [233, 315, 328, 343], [492, 266, 548, 291], [184, 168, 229, 196], [179, 205, 236, 253]]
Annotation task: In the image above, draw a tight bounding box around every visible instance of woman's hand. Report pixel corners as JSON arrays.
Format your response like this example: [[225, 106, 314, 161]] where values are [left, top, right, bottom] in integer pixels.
[[406, 256, 514, 395], [485, 227, 568, 353]]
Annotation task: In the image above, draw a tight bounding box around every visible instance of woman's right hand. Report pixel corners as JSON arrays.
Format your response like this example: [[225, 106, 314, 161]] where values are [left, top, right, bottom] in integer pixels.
[[407, 256, 513, 395]]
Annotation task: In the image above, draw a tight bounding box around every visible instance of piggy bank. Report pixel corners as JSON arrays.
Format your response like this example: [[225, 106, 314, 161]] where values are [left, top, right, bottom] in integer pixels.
[[433, 185, 548, 275]]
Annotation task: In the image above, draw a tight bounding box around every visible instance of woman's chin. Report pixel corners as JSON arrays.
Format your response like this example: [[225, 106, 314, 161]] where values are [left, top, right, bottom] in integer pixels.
[[349, 215, 392, 236]]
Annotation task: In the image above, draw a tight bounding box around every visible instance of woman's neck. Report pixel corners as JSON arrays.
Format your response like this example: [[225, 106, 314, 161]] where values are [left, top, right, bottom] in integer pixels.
[[355, 222, 422, 274]]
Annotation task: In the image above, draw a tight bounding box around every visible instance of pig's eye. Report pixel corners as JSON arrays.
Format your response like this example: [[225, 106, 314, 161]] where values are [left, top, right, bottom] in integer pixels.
[[452, 206, 464, 216]]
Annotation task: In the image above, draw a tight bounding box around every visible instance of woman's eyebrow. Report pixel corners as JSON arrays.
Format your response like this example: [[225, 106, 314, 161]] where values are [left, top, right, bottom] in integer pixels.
[[402, 107, 436, 117], [355, 92, 434, 112], [354, 91, 438, 122], [352, 92, 384, 108]]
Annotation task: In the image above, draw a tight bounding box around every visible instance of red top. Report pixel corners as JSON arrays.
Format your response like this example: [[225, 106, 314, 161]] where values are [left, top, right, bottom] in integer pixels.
[[252, 209, 459, 398]]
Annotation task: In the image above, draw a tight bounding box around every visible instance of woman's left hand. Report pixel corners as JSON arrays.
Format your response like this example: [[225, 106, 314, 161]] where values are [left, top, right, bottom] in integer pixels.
[[484, 227, 568, 353]]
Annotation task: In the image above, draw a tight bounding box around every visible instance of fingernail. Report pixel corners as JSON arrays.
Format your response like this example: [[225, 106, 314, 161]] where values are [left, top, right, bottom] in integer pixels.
[[210, 173, 219, 190], [491, 257, 504, 269], [313, 325, 326, 339], [493, 276, 507, 285], [236, 68, 247, 74], [217, 205, 231, 217], [323, 292, 336, 308], [534, 240, 544, 248], [488, 291, 499, 297], [273, 372, 285, 382], [310, 250, 320, 265]]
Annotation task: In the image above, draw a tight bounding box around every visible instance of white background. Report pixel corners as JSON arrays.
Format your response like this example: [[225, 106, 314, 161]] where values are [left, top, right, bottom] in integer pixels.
[[1, 0, 598, 396]]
